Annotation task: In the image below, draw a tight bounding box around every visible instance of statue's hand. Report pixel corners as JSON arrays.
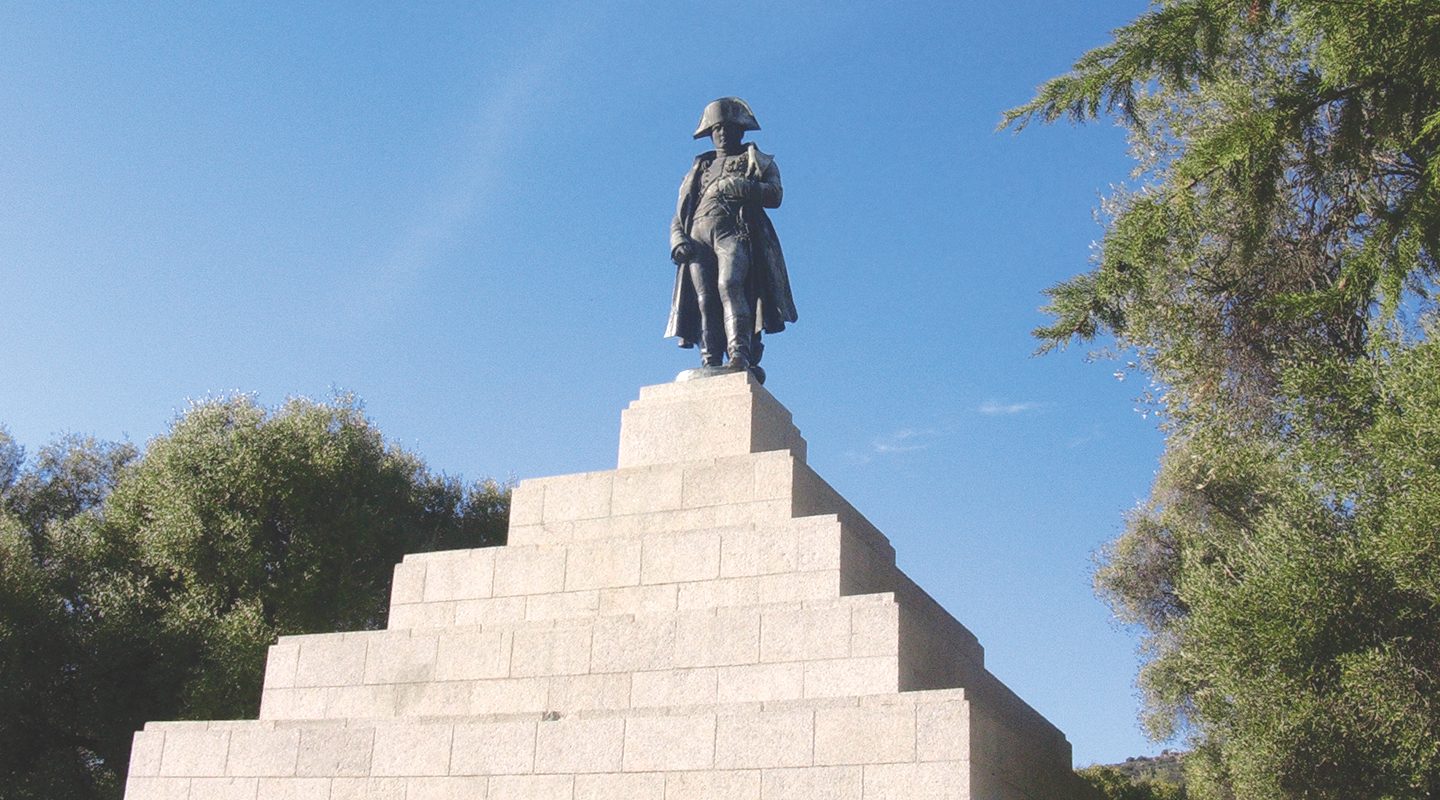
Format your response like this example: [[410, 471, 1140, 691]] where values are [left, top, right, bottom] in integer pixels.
[[713, 176, 757, 200], [671, 241, 696, 264]]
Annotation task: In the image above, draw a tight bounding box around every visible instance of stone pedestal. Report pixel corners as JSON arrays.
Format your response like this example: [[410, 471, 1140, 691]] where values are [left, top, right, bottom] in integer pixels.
[[123, 373, 1090, 800]]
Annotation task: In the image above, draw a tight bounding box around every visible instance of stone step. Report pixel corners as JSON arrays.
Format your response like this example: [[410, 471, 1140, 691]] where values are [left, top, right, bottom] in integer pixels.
[[261, 594, 902, 721], [617, 371, 808, 469], [387, 514, 892, 630], [507, 450, 799, 537], [130, 687, 1081, 800], [506, 453, 895, 557]]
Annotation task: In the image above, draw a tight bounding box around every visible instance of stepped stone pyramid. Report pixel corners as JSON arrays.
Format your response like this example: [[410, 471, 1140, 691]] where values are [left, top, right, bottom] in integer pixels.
[[124, 373, 1088, 800]]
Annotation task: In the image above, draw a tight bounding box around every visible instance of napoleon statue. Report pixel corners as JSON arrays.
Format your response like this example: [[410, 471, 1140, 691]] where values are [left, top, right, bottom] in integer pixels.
[[667, 97, 796, 383]]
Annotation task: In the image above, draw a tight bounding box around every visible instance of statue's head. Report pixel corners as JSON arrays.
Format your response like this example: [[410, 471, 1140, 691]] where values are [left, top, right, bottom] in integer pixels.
[[692, 97, 760, 140]]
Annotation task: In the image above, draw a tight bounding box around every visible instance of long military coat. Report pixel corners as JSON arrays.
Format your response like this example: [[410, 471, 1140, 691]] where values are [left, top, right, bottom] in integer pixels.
[[665, 144, 797, 348]]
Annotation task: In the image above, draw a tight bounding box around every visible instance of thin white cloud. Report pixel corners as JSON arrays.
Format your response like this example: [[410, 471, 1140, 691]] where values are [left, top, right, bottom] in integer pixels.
[[842, 449, 874, 465], [976, 399, 1045, 416], [343, 10, 599, 321], [870, 427, 939, 456], [1068, 425, 1104, 448]]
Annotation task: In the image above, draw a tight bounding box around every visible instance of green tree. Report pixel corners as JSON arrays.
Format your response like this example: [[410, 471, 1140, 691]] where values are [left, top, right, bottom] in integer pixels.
[[0, 399, 510, 800], [2, 431, 136, 540], [1006, 1, 1440, 797], [0, 428, 139, 800]]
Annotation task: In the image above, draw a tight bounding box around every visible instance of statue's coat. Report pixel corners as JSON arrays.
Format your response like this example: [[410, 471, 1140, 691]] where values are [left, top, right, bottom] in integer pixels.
[[666, 144, 797, 347]]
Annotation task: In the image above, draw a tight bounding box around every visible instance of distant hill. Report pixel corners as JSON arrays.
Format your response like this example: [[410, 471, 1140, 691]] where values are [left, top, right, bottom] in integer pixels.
[[1076, 751, 1187, 799], [1110, 750, 1185, 784]]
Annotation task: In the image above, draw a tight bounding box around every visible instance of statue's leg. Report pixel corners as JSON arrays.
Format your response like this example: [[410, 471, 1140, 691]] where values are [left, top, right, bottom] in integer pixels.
[[686, 258, 724, 367], [747, 282, 764, 366], [714, 234, 753, 370]]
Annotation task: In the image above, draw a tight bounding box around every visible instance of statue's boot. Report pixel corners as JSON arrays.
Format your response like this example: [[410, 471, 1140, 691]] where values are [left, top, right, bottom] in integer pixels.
[[724, 313, 754, 371], [699, 318, 725, 367]]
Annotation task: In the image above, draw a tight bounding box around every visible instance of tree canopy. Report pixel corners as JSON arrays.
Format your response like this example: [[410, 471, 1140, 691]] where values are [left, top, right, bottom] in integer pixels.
[[0, 397, 508, 800], [1008, 1, 1440, 797]]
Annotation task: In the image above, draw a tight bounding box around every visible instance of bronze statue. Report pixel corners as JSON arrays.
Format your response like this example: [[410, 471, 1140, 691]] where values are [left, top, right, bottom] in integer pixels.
[[667, 97, 796, 383]]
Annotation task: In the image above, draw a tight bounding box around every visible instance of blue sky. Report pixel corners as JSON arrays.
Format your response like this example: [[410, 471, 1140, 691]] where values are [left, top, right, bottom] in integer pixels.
[[1, 1, 1169, 765]]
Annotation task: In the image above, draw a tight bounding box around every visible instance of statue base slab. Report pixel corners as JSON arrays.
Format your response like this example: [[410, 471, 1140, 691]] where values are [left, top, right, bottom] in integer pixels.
[[676, 364, 765, 384], [122, 375, 1091, 800]]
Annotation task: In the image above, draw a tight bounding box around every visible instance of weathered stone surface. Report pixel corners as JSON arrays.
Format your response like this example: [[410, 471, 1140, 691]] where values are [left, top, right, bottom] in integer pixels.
[[470, 677, 548, 715], [590, 617, 674, 673], [598, 584, 676, 617], [663, 769, 761, 800], [293, 636, 366, 688], [534, 717, 624, 773], [815, 705, 916, 765], [124, 777, 191, 800], [186, 777, 255, 800], [510, 626, 592, 677], [387, 601, 456, 629], [525, 589, 599, 620], [370, 723, 452, 777], [262, 642, 301, 689], [564, 539, 641, 591], [128, 730, 165, 777], [405, 776, 490, 800], [395, 681, 473, 717], [672, 607, 759, 667], [494, 548, 567, 597], [715, 662, 804, 703], [297, 728, 373, 777], [488, 774, 574, 800], [804, 655, 899, 699], [158, 727, 229, 777], [610, 467, 684, 516], [575, 772, 665, 800], [364, 633, 436, 685], [760, 604, 851, 662], [918, 698, 972, 762], [641, 529, 721, 584], [862, 761, 970, 800], [330, 777, 406, 800], [421, 552, 495, 602], [255, 776, 329, 800], [258, 687, 327, 719], [622, 714, 716, 771], [435, 629, 509, 681], [714, 709, 813, 769], [762, 765, 864, 800], [632, 666, 718, 707], [450, 720, 536, 775], [454, 596, 526, 626], [226, 729, 299, 776], [548, 673, 631, 712]]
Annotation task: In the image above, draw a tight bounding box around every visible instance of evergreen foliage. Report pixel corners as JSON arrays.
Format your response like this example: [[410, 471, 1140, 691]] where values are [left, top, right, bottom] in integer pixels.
[[0, 399, 509, 800], [1007, 2, 1440, 797]]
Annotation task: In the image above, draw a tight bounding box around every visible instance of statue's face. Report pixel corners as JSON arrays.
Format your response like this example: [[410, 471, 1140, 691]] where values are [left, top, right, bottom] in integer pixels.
[[710, 124, 743, 153]]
